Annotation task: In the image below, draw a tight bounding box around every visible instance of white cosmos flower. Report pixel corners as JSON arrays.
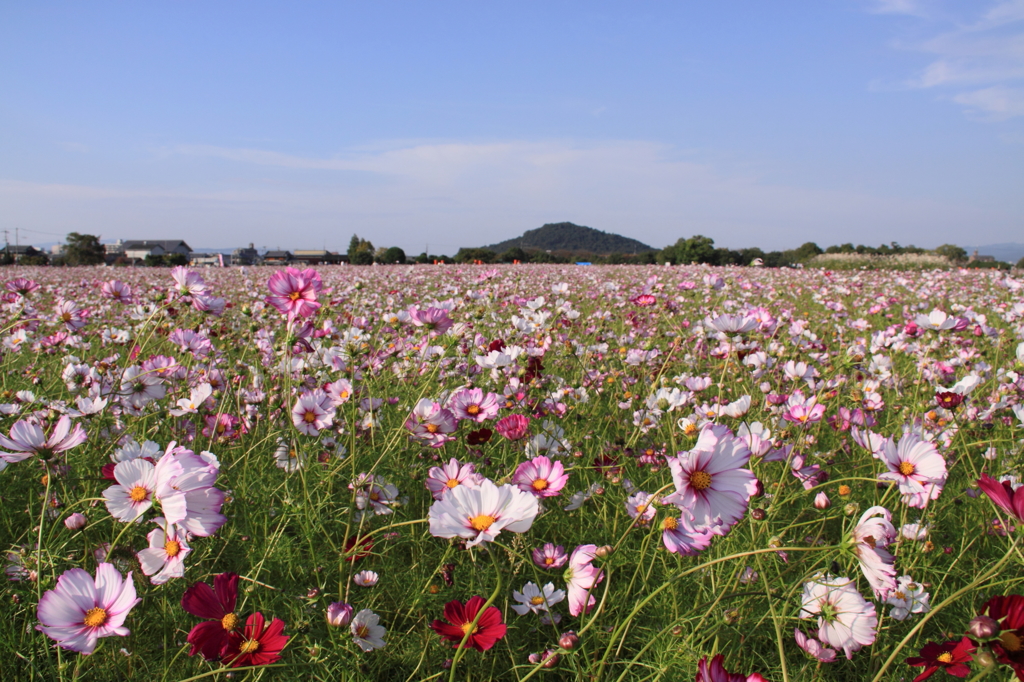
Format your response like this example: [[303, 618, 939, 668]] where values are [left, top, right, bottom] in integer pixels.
[[511, 582, 565, 615], [428, 479, 539, 548], [799, 575, 877, 660], [351, 609, 386, 652]]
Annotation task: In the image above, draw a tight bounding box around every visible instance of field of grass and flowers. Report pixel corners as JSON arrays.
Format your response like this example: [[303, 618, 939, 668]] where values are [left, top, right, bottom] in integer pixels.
[[2, 262, 1024, 682]]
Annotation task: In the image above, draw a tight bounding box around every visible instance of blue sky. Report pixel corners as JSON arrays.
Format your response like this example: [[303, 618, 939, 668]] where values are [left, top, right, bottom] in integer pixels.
[[1, 0, 1022, 254]]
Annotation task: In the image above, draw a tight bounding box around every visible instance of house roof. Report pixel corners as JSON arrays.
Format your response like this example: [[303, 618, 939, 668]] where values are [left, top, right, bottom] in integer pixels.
[[2, 244, 41, 254], [263, 250, 293, 258], [122, 240, 192, 251]]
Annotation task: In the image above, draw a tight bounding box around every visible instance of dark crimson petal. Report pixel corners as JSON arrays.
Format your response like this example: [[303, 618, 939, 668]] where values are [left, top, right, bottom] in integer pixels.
[[429, 620, 465, 641], [259, 617, 288, 651], [911, 666, 939, 682], [100, 463, 117, 481], [244, 612, 266, 639], [443, 599, 467, 626], [214, 573, 239, 613], [463, 596, 485, 620], [186, 621, 230, 661], [181, 581, 226, 620]]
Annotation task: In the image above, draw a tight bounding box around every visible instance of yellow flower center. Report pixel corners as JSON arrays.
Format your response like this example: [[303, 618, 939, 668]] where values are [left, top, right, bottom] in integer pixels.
[[164, 540, 181, 557], [83, 607, 107, 628], [936, 652, 953, 664], [1001, 631, 1023, 652], [469, 514, 496, 531], [238, 638, 261, 654], [689, 470, 713, 491], [426, 423, 440, 433], [221, 613, 239, 631], [129, 485, 149, 503], [532, 479, 549, 491], [544, 557, 554, 565], [467, 405, 480, 415], [894, 591, 906, 600], [838, 485, 851, 496], [530, 596, 545, 606], [460, 622, 479, 636], [684, 423, 698, 436], [662, 517, 679, 531], [288, 291, 301, 301], [303, 411, 317, 423], [446, 478, 460, 488], [898, 461, 916, 476], [355, 624, 370, 638]]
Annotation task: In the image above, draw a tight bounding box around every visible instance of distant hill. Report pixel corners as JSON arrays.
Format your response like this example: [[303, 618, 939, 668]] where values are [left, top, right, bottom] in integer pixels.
[[482, 222, 654, 255], [962, 243, 1024, 265]]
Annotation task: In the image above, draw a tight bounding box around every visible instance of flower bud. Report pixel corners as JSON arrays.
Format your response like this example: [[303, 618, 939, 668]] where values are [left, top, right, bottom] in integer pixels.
[[750, 508, 766, 521], [326, 602, 353, 627], [968, 615, 1000, 639], [594, 545, 613, 558], [64, 512, 87, 531], [542, 650, 560, 668], [814, 492, 830, 510], [843, 502, 860, 516], [558, 631, 579, 650]]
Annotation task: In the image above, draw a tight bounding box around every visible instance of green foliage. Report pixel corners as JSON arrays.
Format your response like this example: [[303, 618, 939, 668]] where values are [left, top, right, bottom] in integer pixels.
[[934, 244, 968, 262], [381, 247, 407, 264], [348, 234, 375, 265], [143, 253, 188, 267], [500, 246, 528, 263], [63, 232, 105, 266], [454, 248, 498, 264]]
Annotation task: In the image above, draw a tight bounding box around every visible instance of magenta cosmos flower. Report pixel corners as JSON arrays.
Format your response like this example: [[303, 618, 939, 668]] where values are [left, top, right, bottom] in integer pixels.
[[532, 543, 568, 570], [851, 506, 897, 599], [513, 456, 569, 498], [291, 389, 335, 436], [978, 474, 1024, 522], [564, 544, 603, 616], [36, 563, 141, 654], [0, 415, 87, 464], [495, 414, 530, 441], [695, 654, 768, 682], [662, 424, 757, 535], [877, 433, 947, 509], [265, 267, 323, 321], [405, 398, 458, 448], [101, 280, 133, 304]]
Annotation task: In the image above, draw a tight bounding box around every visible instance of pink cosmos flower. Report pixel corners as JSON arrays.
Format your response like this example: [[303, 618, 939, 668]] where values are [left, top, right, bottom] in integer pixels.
[[169, 328, 213, 357], [660, 515, 714, 556], [794, 628, 837, 662], [625, 491, 657, 525], [202, 413, 244, 441], [325, 378, 354, 406], [532, 543, 568, 570], [513, 456, 569, 498], [495, 414, 531, 441], [782, 403, 827, 425], [662, 424, 757, 535], [448, 387, 500, 422], [170, 266, 210, 299], [877, 434, 947, 508], [265, 267, 323, 321], [54, 299, 89, 331], [0, 415, 87, 464], [695, 654, 767, 682], [405, 398, 457, 448], [851, 506, 897, 599], [425, 458, 484, 501], [5, 277, 39, 296], [291, 389, 335, 436], [36, 563, 141, 654], [564, 544, 603, 616], [137, 518, 191, 585], [101, 280, 133, 304], [408, 306, 453, 334]]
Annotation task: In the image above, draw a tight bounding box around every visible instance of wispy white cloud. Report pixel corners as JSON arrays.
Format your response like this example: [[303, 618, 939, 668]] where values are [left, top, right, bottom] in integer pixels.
[[880, 1, 1024, 118], [868, 0, 930, 17], [1, 139, 1016, 251]]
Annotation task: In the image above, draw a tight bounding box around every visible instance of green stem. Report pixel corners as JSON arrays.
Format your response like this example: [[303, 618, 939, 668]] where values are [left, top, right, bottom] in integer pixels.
[[448, 547, 504, 682]]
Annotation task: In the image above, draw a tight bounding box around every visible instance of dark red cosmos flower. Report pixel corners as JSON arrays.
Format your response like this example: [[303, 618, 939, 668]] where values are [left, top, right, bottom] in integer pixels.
[[487, 338, 505, 353], [630, 294, 656, 307], [342, 535, 374, 562], [429, 596, 506, 652], [905, 637, 976, 681], [980, 594, 1024, 676], [935, 392, 964, 410], [181, 572, 240, 660], [466, 428, 492, 446], [978, 475, 1024, 522], [224, 612, 289, 667]]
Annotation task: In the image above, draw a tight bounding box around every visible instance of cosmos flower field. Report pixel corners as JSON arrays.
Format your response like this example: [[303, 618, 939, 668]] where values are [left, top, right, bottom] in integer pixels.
[[2, 262, 1024, 682]]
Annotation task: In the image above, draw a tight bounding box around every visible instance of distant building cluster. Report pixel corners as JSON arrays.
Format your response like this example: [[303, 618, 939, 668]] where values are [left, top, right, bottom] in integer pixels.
[[1, 239, 352, 267]]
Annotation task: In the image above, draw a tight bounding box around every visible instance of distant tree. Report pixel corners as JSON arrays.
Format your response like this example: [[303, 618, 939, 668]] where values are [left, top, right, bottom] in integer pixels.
[[348, 234, 375, 265], [415, 252, 431, 264], [454, 248, 497, 264], [64, 232, 105, 266], [500, 246, 528, 263], [165, 253, 188, 266], [738, 247, 765, 265], [1017, 256, 1024, 269], [934, 244, 968, 263], [793, 242, 823, 261], [20, 253, 49, 266], [382, 246, 407, 264]]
